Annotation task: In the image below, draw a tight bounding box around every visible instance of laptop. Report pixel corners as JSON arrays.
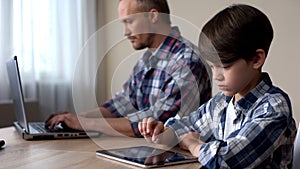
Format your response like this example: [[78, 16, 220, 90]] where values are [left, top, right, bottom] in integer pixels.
[[96, 146, 198, 168], [6, 56, 99, 140]]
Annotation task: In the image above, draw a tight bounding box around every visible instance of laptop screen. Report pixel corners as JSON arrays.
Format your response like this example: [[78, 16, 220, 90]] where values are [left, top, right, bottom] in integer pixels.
[[6, 56, 29, 132]]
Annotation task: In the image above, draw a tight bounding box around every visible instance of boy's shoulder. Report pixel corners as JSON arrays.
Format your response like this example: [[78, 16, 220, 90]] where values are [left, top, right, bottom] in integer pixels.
[[255, 73, 290, 102], [243, 73, 291, 112], [261, 84, 291, 106]]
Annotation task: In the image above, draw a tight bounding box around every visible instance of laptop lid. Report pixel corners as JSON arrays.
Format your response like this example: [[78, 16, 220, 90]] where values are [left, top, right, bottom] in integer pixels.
[[6, 56, 100, 140], [6, 56, 30, 133]]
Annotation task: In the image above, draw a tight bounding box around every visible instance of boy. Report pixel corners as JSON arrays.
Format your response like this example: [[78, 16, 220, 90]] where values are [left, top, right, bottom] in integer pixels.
[[139, 4, 297, 168]]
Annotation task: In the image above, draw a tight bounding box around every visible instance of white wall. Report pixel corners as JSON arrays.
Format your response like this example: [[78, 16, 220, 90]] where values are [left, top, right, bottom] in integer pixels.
[[101, 0, 300, 124]]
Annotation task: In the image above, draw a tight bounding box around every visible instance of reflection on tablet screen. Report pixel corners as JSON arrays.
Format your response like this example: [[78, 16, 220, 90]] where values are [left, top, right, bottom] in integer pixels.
[[96, 146, 198, 168]]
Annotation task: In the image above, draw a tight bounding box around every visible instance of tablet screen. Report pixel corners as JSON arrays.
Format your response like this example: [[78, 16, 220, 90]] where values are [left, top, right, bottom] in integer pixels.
[[96, 146, 198, 168]]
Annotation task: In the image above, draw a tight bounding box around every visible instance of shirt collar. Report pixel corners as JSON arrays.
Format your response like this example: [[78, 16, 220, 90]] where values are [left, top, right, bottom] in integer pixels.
[[142, 26, 182, 64], [235, 72, 273, 111]]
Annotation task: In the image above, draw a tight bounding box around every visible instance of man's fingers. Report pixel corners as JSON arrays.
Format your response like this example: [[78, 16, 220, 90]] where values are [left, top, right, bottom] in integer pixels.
[[45, 114, 65, 129], [45, 112, 68, 123]]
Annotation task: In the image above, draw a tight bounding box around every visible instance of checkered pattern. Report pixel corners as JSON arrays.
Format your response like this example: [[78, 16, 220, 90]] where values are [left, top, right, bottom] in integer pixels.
[[166, 73, 297, 168], [102, 27, 211, 136]]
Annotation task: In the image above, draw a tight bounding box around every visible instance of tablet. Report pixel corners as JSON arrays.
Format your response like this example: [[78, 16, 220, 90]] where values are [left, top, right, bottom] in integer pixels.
[[96, 146, 198, 168]]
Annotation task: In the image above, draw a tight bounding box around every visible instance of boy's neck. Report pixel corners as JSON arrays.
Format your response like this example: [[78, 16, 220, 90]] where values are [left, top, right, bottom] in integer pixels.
[[234, 72, 263, 105]]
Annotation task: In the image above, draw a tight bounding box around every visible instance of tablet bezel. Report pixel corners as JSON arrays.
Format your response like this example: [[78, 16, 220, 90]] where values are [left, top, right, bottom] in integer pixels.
[[96, 146, 198, 168]]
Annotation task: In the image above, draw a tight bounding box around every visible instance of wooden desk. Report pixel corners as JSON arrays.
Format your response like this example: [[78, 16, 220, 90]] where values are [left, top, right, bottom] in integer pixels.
[[0, 127, 201, 169]]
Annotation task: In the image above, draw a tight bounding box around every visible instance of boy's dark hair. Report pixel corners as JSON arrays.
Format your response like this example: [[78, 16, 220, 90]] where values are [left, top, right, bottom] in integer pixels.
[[136, 0, 171, 24], [198, 4, 273, 64]]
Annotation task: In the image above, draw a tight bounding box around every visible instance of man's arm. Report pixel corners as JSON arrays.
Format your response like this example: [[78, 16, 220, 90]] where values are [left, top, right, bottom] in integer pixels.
[[82, 117, 135, 137], [79, 107, 115, 118], [46, 112, 135, 137]]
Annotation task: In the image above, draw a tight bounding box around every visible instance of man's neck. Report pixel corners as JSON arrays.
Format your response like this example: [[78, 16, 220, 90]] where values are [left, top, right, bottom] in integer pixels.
[[148, 25, 172, 52]]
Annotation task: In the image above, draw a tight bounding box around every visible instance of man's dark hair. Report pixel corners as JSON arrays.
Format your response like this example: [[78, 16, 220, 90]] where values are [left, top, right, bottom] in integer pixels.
[[198, 4, 274, 64]]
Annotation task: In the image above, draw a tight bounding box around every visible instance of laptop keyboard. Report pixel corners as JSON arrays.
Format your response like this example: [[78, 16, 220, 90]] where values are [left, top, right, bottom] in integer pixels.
[[29, 122, 81, 133], [29, 123, 48, 133], [30, 122, 50, 133], [30, 122, 66, 133]]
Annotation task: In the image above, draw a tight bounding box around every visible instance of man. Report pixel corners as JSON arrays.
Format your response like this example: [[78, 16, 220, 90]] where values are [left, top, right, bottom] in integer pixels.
[[45, 0, 211, 137]]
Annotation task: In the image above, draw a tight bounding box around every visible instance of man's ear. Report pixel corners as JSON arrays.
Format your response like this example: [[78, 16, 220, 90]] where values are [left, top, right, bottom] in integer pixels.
[[252, 49, 266, 69], [149, 9, 159, 23]]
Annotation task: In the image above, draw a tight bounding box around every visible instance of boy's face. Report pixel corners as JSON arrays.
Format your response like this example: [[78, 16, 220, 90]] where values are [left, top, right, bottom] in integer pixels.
[[207, 59, 260, 98]]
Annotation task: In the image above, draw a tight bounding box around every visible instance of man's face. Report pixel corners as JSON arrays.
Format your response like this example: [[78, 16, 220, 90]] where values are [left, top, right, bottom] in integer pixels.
[[118, 0, 154, 50]]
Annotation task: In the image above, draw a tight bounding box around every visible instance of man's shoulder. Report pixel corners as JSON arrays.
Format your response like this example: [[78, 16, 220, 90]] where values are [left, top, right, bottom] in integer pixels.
[[168, 37, 201, 61], [176, 36, 199, 52]]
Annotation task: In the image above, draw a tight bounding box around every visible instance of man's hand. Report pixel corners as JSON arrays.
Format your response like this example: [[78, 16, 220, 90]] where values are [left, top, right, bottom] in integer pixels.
[[45, 112, 84, 131]]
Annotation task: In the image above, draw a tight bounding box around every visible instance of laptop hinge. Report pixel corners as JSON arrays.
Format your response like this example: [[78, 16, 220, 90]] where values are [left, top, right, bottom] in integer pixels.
[[14, 121, 27, 134]]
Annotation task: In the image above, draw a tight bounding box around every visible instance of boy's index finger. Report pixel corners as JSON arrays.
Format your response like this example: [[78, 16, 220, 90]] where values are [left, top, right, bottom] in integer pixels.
[[152, 122, 164, 143], [153, 121, 164, 136], [146, 117, 156, 134]]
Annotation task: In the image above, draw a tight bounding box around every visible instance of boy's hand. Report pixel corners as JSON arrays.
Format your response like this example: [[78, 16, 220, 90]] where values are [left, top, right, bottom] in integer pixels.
[[138, 117, 164, 143], [179, 132, 203, 157]]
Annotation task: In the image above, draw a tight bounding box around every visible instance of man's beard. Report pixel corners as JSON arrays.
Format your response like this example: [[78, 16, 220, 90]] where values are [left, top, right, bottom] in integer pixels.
[[133, 42, 147, 50], [132, 33, 154, 50]]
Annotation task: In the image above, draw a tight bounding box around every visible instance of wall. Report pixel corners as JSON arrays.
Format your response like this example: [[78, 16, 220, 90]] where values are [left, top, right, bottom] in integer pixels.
[[101, 0, 300, 124], [0, 100, 40, 127]]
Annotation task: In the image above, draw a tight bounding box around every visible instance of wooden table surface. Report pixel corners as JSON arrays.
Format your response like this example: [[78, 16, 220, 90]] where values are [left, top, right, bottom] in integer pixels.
[[0, 127, 201, 169]]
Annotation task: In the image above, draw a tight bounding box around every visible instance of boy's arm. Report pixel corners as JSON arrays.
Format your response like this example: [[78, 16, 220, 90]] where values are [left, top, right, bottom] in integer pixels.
[[178, 132, 204, 157], [139, 117, 204, 157]]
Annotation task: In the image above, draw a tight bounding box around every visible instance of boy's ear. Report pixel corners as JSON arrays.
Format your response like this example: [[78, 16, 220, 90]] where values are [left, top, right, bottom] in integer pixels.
[[252, 49, 266, 69]]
